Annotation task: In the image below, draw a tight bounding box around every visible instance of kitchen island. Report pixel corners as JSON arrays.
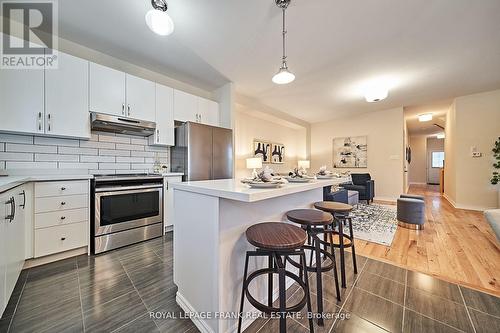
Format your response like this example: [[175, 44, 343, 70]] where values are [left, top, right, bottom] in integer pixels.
[[171, 178, 348, 333]]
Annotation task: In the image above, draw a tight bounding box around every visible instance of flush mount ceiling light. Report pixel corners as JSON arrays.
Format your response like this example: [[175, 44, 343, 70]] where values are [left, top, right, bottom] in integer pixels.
[[418, 113, 433, 122], [437, 133, 445, 139], [272, 0, 295, 85], [364, 86, 389, 102], [145, 0, 174, 36]]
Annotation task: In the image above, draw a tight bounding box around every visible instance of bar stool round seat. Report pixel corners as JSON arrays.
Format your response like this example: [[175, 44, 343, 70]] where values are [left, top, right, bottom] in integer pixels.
[[286, 209, 333, 226], [246, 222, 307, 251], [313, 201, 353, 213]]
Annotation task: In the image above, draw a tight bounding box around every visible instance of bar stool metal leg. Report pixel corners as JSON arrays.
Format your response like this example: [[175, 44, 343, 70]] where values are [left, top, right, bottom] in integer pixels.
[[276, 254, 287, 333], [313, 236, 324, 326], [329, 233, 341, 302], [337, 217, 347, 288], [238, 252, 251, 333], [347, 217, 358, 274], [268, 255, 273, 307], [301, 251, 315, 332]]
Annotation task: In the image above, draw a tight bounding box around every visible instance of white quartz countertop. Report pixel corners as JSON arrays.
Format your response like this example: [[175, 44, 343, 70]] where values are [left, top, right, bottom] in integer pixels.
[[0, 174, 93, 193], [171, 178, 349, 202], [160, 173, 184, 177]]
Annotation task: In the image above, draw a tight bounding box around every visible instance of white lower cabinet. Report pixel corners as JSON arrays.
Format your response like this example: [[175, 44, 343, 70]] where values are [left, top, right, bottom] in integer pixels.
[[33, 180, 89, 258], [0, 186, 26, 317], [164, 176, 182, 228]]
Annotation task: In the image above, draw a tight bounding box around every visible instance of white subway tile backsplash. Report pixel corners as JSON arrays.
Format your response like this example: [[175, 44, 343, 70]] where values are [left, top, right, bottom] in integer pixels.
[[0, 131, 169, 174], [99, 163, 130, 170], [0, 133, 33, 144], [0, 152, 33, 161], [34, 136, 79, 147], [80, 155, 115, 163], [99, 134, 131, 144], [59, 162, 99, 169], [115, 144, 145, 151], [6, 143, 57, 154], [58, 146, 98, 155], [79, 140, 115, 149], [35, 154, 79, 162], [99, 149, 131, 157], [116, 156, 144, 163], [6, 161, 58, 169]]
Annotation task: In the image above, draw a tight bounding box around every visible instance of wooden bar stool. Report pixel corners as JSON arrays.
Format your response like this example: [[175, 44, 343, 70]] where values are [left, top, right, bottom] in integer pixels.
[[313, 201, 358, 288], [285, 209, 341, 326], [238, 223, 314, 333]]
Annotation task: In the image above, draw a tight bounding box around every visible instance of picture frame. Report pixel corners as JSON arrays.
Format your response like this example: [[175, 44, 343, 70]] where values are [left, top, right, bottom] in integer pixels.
[[253, 140, 272, 163], [271, 143, 285, 164], [332, 136, 368, 168]]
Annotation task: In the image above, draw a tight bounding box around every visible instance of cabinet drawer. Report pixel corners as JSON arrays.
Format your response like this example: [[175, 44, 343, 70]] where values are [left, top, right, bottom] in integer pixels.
[[35, 194, 88, 213], [35, 208, 88, 229], [35, 180, 88, 198], [34, 222, 87, 257]]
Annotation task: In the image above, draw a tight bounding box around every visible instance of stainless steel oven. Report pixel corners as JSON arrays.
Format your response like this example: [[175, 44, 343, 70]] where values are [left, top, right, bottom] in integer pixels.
[[92, 174, 163, 254]]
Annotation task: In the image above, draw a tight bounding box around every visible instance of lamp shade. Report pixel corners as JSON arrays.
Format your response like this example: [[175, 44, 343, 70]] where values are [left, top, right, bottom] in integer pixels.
[[246, 157, 262, 169], [145, 9, 174, 36], [298, 160, 310, 169]]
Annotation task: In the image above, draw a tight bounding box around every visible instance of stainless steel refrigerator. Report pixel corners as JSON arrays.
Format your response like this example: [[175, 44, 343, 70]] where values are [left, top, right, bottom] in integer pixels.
[[171, 122, 233, 181]]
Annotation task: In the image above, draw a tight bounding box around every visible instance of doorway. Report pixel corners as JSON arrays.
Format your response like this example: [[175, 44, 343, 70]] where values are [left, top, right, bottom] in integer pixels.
[[427, 150, 444, 185]]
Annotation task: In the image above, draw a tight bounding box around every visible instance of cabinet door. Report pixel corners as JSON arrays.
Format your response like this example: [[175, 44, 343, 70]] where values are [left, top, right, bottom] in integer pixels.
[[151, 84, 174, 146], [45, 51, 90, 138], [0, 34, 44, 134], [5, 190, 25, 301], [125, 74, 155, 121], [0, 193, 6, 316], [166, 176, 182, 227], [173, 89, 198, 122], [198, 97, 219, 126], [89, 62, 126, 116]]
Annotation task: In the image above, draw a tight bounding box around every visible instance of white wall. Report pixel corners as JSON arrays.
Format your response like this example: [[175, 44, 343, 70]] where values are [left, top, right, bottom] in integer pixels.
[[311, 107, 405, 201], [234, 106, 308, 179], [409, 135, 427, 184], [445, 89, 500, 210]]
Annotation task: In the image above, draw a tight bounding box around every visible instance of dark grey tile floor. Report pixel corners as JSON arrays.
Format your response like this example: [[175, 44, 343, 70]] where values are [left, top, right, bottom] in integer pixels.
[[1, 235, 499, 333]]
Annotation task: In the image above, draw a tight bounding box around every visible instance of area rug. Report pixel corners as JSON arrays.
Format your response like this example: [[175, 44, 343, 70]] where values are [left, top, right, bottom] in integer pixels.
[[347, 203, 398, 246]]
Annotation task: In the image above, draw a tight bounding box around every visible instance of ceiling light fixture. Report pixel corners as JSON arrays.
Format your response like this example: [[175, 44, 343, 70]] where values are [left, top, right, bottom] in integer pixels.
[[272, 0, 295, 85], [145, 0, 174, 36], [364, 86, 389, 102], [437, 133, 445, 139], [418, 113, 433, 122]]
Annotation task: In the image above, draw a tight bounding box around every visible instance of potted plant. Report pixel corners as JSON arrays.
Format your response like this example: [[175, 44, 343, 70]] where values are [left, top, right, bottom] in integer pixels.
[[491, 137, 500, 207]]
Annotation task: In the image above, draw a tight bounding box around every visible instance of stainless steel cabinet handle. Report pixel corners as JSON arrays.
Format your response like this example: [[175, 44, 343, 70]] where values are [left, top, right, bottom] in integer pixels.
[[19, 190, 26, 208], [122, 103, 125, 115], [5, 197, 15, 222], [127, 104, 131, 116], [38, 112, 42, 131], [47, 113, 51, 131], [157, 129, 160, 142]]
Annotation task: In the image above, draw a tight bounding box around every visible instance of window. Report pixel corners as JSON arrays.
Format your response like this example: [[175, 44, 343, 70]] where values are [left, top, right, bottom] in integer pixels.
[[431, 151, 445, 168]]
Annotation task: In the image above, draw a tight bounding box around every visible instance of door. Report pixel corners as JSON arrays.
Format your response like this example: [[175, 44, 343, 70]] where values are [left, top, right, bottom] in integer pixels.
[[198, 97, 219, 126], [89, 62, 126, 116], [45, 51, 90, 138], [174, 89, 198, 122], [186, 122, 213, 181], [152, 84, 174, 146], [0, 34, 44, 134], [0, 193, 6, 316], [427, 150, 444, 184], [165, 176, 182, 228], [125, 74, 155, 121], [212, 127, 233, 179]]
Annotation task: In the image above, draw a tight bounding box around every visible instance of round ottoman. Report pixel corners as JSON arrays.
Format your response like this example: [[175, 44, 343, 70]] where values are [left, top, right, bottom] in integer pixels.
[[397, 197, 425, 230]]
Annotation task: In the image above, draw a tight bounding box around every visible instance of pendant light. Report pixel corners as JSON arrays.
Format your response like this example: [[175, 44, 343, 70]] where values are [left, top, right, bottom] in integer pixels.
[[145, 0, 174, 36], [272, 0, 295, 85]]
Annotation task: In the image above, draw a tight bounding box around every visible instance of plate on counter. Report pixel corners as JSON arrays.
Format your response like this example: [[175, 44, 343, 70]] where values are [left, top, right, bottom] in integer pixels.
[[316, 174, 334, 179], [286, 177, 312, 183], [247, 182, 282, 189]]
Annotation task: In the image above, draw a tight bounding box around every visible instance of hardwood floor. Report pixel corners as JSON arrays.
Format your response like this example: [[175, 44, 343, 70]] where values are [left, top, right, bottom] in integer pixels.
[[355, 184, 500, 297]]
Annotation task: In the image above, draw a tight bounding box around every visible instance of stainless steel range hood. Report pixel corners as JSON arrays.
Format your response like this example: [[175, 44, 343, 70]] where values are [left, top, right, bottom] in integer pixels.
[[90, 112, 156, 136]]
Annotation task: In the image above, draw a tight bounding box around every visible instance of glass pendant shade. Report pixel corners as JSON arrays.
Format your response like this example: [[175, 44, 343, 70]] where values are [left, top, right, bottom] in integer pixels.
[[145, 9, 174, 36], [272, 66, 295, 84]]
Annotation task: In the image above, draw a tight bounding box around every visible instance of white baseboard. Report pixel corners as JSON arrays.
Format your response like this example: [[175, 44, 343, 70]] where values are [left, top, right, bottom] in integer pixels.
[[23, 246, 87, 269], [374, 196, 397, 203], [176, 292, 215, 333], [443, 193, 495, 212]]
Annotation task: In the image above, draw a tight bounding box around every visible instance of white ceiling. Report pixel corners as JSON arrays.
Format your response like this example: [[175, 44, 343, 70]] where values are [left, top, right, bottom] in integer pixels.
[[56, 0, 500, 123], [404, 100, 450, 136]]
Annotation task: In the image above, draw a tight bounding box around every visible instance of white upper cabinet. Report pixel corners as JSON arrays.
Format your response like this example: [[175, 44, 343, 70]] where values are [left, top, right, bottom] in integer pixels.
[[150, 83, 175, 146], [89, 62, 126, 116], [125, 74, 155, 121], [0, 65, 44, 135], [45, 51, 90, 138], [198, 97, 219, 127], [173, 89, 198, 122]]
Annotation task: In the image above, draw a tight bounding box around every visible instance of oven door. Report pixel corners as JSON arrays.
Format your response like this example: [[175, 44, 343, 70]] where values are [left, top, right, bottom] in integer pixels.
[[95, 186, 163, 236]]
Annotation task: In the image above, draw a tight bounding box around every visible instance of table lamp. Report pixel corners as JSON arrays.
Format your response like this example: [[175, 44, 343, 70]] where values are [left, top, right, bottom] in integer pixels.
[[246, 157, 262, 178]]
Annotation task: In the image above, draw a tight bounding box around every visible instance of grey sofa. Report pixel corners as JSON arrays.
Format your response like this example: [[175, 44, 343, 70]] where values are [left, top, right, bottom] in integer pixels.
[[397, 194, 425, 229], [484, 209, 500, 241]]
